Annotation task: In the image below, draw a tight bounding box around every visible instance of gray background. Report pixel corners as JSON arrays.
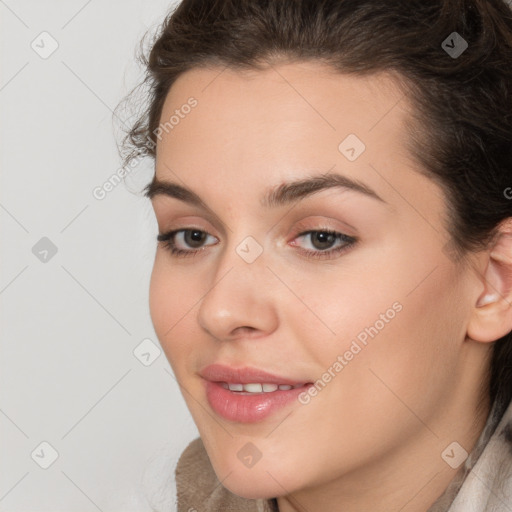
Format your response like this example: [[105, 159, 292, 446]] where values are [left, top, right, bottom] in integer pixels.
[[4, 0, 512, 511], [0, 1, 198, 510]]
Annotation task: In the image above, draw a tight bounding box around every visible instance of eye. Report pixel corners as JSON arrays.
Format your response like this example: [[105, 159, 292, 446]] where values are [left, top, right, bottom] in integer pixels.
[[291, 229, 357, 260], [157, 227, 357, 260], [157, 229, 217, 257]]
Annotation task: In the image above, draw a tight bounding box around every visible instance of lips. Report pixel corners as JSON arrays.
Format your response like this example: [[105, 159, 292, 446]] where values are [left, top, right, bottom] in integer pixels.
[[200, 364, 312, 423], [200, 364, 307, 386]]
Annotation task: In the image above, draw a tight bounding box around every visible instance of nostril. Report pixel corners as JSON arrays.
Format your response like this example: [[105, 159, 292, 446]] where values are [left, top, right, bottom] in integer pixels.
[[231, 326, 260, 339]]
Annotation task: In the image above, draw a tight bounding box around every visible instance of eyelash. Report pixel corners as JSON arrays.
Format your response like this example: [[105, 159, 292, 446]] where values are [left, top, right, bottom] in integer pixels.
[[157, 227, 357, 261]]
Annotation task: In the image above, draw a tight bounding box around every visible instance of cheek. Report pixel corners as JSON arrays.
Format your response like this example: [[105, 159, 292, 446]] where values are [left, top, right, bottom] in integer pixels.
[[148, 254, 200, 368], [292, 243, 466, 390], [323, 256, 467, 420], [149, 256, 172, 336], [272, 258, 467, 480]]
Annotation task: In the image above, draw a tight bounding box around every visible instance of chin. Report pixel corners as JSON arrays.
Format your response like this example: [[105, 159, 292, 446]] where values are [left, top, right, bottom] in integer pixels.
[[220, 474, 284, 500], [208, 454, 296, 500]]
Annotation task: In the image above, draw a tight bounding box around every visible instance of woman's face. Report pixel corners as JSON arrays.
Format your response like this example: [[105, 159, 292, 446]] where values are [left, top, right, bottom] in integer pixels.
[[148, 61, 481, 499]]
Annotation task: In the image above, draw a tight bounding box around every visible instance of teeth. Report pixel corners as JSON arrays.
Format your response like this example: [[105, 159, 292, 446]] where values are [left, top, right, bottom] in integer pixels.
[[222, 382, 300, 393], [244, 383, 263, 393]]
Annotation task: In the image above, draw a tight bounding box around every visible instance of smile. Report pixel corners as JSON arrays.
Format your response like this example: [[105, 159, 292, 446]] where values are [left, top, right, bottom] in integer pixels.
[[220, 382, 305, 393], [200, 364, 313, 422]]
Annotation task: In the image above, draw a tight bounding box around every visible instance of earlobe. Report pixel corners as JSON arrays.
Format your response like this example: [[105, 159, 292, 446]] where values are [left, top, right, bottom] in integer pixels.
[[467, 219, 512, 343]]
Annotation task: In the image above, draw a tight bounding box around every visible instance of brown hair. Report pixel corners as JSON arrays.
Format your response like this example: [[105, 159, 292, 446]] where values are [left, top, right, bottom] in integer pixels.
[[117, 0, 512, 418]]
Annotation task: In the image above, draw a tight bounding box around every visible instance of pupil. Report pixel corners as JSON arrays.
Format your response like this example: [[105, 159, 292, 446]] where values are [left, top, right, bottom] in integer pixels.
[[186, 230, 205, 248], [313, 232, 335, 250]]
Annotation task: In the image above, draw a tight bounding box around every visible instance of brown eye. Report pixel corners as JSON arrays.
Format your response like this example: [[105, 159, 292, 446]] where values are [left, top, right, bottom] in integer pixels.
[[291, 229, 357, 260], [310, 231, 337, 250], [184, 230, 208, 248], [157, 228, 218, 257]]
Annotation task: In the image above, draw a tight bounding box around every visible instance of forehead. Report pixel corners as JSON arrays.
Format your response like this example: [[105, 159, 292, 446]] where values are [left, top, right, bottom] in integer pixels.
[[154, 61, 421, 206], [158, 61, 408, 142]]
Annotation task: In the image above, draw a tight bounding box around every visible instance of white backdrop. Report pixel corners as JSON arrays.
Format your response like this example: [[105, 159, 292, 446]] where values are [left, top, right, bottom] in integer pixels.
[[0, 1, 199, 510]]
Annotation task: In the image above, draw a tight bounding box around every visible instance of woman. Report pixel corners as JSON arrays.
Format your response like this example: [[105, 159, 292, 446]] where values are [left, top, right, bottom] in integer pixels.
[[118, 0, 512, 510]]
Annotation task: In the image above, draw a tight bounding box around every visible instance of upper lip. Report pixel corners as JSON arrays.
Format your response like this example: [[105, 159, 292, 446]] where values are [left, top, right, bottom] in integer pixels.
[[200, 364, 309, 386]]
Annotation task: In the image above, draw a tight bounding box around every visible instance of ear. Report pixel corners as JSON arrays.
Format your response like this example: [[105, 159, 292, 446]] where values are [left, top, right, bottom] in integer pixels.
[[467, 218, 512, 343]]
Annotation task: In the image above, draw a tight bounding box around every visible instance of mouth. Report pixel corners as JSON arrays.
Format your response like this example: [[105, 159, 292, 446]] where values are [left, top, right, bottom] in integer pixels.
[[200, 364, 313, 423], [218, 382, 305, 393]]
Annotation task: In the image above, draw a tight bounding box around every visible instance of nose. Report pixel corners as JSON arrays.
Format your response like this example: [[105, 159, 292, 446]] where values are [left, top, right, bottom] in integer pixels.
[[196, 240, 279, 342]]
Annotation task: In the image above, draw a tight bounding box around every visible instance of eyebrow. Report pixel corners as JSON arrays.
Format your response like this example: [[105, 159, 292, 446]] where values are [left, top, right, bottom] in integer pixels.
[[144, 171, 385, 209]]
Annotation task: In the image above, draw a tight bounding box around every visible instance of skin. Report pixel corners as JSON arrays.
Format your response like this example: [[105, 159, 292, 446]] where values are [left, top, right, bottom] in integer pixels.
[[147, 60, 508, 512]]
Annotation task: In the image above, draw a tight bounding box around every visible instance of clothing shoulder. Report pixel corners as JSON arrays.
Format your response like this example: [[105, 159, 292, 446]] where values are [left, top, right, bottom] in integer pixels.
[[446, 398, 512, 512]]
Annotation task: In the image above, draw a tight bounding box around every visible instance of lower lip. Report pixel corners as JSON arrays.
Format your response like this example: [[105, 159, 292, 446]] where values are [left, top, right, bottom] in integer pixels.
[[205, 381, 310, 423]]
